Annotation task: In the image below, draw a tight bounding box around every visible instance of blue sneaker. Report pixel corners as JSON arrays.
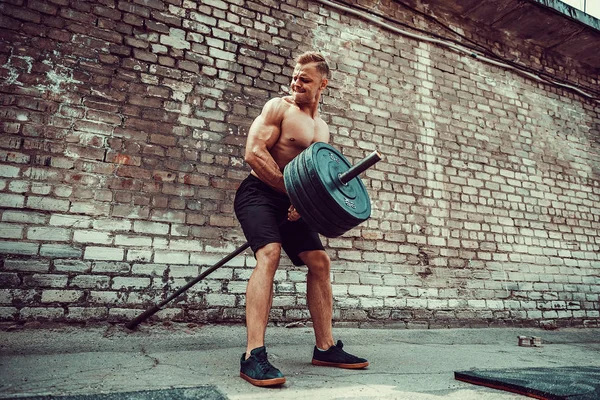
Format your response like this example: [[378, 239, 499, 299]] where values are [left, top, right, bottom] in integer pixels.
[[312, 340, 369, 369], [240, 346, 286, 387]]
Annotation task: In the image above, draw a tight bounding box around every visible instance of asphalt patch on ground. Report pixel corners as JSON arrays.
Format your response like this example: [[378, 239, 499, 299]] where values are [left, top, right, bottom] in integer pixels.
[[455, 366, 600, 400], [0, 386, 227, 400]]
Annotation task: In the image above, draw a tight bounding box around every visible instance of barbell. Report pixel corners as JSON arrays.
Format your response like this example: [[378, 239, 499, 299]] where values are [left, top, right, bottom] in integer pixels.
[[125, 143, 381, 329]]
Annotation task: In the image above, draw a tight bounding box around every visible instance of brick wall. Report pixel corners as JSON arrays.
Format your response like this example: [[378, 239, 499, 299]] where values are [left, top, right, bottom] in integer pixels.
[[0, 0, 598, 328]]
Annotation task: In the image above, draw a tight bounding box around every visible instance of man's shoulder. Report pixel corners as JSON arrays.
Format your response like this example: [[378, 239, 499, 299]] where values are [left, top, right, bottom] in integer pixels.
[[260, 96, 294, 124], [263, 96, 294, 114], [266, 96, 294, 106]]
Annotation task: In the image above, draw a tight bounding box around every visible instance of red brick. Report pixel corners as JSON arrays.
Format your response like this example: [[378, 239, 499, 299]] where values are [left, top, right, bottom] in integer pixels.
[[107, 152, 141, 167], [86, 110, 122, 125], [93, 5, 121, 20], [117, 1, 149, 17], [211, 178, 239, 190], [47, 28, 72, 41], [151, 10, 181, 26], [109, 43, 131, 56], [115, 165, 151, 180], [65, 144, 104, 161], [132, 194, 150, 206], [41, 14, 65, 28], [21, 22, 48, 36], [114, 191, 132, 203], [209, 214, 237, 227], [162, 183, 194, 196], [134, 0, 164, 11], [27, 0, 58, 15], [146, 85, 170, 98], [122, 12, 144, 26], [178, 173, 210, 186], [89, 26, 123, 44], [153, 170, 176, 182], [152, 195, 169, 208], [59, 8, 95, 24], [113, 127, 148, 141], [145, 19, 169, 33], [108, 177, 142, 191], [0, 15, 21, 29], [133, 49, 157, 63], [73, 120, 115, 135], [149, 134, 176, 146], [141, 144, 165, 157], [127, 95, 163, 108], [2, 4, 41, 23]]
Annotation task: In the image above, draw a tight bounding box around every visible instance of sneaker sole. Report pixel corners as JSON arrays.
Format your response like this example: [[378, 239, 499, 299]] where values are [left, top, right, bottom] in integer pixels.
[[312, 359, 370, 369], [240, 372, 286, 387]]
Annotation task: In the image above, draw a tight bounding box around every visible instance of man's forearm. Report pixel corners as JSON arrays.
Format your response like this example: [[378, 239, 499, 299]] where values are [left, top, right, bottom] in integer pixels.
[[249, 151, 286, 193]]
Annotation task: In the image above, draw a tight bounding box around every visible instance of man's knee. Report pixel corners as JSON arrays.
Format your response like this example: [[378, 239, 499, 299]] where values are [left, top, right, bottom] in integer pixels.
[[255, 243, 282, 271], [303, 250, 331, 278]]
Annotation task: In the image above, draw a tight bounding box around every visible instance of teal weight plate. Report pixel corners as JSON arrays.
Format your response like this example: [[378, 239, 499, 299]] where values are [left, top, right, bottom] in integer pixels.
[[303, 142, 371, 223], [284, 153, 346, 237]]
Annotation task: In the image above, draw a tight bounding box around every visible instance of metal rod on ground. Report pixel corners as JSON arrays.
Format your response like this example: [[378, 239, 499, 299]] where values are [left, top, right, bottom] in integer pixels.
[[125, 241, 250, 330], [339, 150, 382, 185]]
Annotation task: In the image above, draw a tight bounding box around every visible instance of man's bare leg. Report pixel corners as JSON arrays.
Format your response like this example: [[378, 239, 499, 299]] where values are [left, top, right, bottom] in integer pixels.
[[300, 250, 335, 350], [245, 243, 281, 358]]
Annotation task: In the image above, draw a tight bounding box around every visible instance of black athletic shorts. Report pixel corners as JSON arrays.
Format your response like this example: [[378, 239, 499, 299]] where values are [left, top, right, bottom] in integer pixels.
[[234, 174, 324, 266]]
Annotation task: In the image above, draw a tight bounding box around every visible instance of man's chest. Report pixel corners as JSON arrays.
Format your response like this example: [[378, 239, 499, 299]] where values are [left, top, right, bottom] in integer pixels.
[[280, 113, 327, 148]]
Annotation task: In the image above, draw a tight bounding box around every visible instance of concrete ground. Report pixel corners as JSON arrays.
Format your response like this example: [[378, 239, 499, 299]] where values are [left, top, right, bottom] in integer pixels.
[[0, 322, 599, 399]]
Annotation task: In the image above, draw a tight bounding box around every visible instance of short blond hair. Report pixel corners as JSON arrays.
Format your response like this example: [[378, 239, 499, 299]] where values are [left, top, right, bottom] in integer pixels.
[[296, 51, 330, 79]]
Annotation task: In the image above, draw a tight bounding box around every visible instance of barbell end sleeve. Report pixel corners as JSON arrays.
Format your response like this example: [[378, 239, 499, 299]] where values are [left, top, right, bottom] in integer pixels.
[[339, 149, 383, 185], [125, 304, 161, 330]]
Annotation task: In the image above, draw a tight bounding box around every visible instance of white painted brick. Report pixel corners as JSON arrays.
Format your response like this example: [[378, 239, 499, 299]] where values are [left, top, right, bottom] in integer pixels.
[[26, 196, 69, 212], [40, 244, 83, 258], [41, 290, 82, 303], [205, 293, 235, 306], [20, 307, 64, 319], [0, 307, 18, 318], [334, 297, 360, 307], [360, 297, 384, 308], [69, 275, 110, 289], [169, 238, 202, 251], [112, 277, 151, 290], [27, 227, 70, 241], [406, 298, 428, 308], [0, 165, 20, 177], [4, 259, 49, 272], [84, 247, 125, 261], [131, 263, 167, 276], [66, 307, 108, 320], [93, 219, 132, 231], [0, 223, 23, 239], [54, 260, 91, 273], [88, 291, 122, 304], [154, 251, 189, 264], [190, 253, 246, 267], [114, 234, 151, 247], [348, 285, 372, 296], [23, 274, 68, 287], [0, 193, 25, 208], [133, 220, 169, 235], [127, 250, 153, 262], [74, 230, 113, 244], [2, 211, 47, 224], [0, 240, 39, 255], [50, 214, 93, 228], [92, 262, 130, 273]]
